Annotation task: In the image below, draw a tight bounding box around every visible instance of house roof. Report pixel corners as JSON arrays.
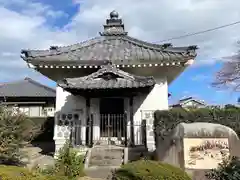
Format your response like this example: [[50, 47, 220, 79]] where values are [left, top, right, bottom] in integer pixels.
[[58, 64, 155, 90], [21, 11, 197, 66], [0, 77, 56, 98], [179, 97, 194, 103], [178, 97, 206, 106]]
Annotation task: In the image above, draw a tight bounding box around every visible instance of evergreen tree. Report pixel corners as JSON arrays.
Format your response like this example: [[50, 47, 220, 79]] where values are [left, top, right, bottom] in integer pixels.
[[0, 105, 40, 165]]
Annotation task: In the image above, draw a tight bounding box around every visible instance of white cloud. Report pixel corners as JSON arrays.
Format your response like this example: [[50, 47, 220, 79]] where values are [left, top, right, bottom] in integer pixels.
[[0, 0, 74, 83], [66, 0, 240, 65], [1, 0, 240, 84]]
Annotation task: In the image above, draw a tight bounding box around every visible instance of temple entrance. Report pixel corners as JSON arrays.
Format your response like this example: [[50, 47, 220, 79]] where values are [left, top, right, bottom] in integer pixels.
[[99, 98, 125, 140]]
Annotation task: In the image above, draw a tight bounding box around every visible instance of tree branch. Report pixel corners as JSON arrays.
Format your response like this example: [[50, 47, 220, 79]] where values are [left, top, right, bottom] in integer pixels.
[[212, 55, 240, 91]]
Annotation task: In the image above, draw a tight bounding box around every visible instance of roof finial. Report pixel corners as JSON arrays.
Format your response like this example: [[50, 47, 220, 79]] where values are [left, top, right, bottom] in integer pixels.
[[110, 10, 119, 19], [99, 10, 128, 36]]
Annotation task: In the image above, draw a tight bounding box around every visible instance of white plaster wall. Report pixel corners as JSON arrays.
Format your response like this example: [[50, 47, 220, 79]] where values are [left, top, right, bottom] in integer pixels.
[[133, 78, 169, 151], [182, 101, 205, 109], [54, 86, 86, 156], [54, 77, 168, 153]]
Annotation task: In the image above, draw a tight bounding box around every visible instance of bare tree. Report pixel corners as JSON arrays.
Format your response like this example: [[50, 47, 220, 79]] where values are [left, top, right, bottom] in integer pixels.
[[212, 44, 240, 91]]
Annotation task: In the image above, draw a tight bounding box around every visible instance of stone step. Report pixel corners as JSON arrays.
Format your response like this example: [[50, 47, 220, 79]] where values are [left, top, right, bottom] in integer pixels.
[[90, 156, 123, 161], [89, 146, 124, 167], [91, 151, 121, 155], [91, 154, 123, 159], [89, 158, 123, 166], [91, 148, 124, 152], [95, 139, 124, 146], [89, 159, 122, 167], [91, 152, 123, 159]]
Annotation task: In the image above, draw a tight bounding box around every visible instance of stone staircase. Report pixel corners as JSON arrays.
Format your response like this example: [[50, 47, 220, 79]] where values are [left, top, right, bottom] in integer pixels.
[[88, 145, 124, 168]]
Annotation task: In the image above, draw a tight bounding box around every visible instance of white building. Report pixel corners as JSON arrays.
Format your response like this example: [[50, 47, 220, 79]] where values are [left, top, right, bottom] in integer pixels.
[[21, 11, 197, 155], [170, 97, 206, 109]]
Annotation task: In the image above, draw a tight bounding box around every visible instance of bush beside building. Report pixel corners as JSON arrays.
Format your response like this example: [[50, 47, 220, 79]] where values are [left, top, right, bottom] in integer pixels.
[[154, 106, 240, 145]]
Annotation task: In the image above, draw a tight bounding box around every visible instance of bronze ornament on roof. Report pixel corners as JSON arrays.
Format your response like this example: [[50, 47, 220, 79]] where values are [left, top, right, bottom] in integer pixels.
[[110, 10, 119, 19], [99, 10, 128, 36]]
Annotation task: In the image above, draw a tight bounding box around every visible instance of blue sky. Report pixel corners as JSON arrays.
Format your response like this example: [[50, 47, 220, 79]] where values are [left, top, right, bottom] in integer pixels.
[[0, 0, 239, 105], [169, 62, 239, 105]]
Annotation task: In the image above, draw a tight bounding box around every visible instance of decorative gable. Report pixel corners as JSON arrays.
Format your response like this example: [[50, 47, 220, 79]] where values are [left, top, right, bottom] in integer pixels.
[[58, 65, 155, 90]]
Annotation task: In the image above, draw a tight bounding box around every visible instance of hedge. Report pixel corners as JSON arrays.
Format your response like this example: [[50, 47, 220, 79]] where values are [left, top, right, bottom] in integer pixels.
[[154, 106, 240, 145], [112, 160, 191, 180]]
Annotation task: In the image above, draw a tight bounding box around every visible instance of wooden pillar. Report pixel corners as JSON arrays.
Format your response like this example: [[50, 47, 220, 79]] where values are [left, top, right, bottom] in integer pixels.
[[85, 97, 90, 147], [129, 96, 134, 147], [124, 111, 128, 147], [142, 119, 147, 148], [89, 113, 93, 147]]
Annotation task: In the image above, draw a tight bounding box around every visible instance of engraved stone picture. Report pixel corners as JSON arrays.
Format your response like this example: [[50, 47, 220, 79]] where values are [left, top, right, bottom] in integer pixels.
[[184, 138, 230, 169]]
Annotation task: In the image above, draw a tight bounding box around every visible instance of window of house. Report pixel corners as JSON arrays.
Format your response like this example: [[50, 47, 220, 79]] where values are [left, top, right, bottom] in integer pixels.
[[29, 106, 41, 117]]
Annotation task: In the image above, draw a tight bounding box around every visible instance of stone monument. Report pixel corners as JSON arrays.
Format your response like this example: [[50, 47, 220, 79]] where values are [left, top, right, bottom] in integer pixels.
[[155, 122, 240, 180]]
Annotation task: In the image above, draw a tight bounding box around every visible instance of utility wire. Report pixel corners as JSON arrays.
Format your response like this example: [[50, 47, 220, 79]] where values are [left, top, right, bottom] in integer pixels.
[[155, 20, 240, 43]]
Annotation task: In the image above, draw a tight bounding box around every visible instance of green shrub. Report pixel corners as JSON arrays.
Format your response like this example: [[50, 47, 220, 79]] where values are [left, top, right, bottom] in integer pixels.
[[112, 160, 191, 180], [54, 141, 85, 178], [0, 106, 40, 165], [206, 156, 240, 180], [35, 141, 85, 179], [0, 144, 85, 180], [154, 107, 240, 145]]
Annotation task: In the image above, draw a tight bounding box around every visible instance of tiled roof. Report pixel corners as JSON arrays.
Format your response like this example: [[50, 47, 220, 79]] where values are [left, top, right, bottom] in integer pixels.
[[0, 77, 56, 98], [180, 97, 205, 104], [58, 64, 155, 90], [179, 97, 193, 103], [21, 11, 197, 65]]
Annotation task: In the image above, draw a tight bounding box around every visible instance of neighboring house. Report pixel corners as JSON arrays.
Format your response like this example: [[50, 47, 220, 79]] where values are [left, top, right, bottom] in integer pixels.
[[170, 97, 206, 109], [0, 77, 56, 117], [207, 105, 224, 109], [21, 11, 197, 154]]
